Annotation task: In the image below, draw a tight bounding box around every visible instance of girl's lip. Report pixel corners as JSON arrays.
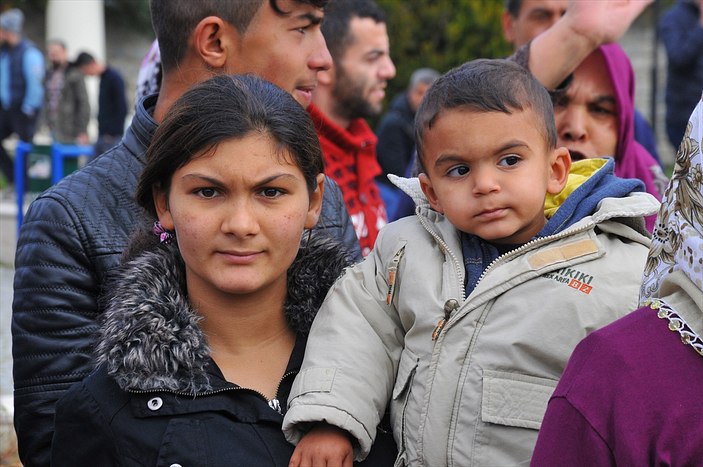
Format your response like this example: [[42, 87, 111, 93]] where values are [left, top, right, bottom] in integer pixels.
[[217, 250, 262, 264]]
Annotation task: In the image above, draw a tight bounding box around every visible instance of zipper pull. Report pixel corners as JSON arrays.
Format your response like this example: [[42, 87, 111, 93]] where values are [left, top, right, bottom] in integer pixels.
[[386, 246, 405, 305], [432, 299, 459, 341]]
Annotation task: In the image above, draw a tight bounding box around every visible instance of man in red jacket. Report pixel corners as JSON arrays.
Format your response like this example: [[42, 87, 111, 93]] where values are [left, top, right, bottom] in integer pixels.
[[308, 0, 396, 256]]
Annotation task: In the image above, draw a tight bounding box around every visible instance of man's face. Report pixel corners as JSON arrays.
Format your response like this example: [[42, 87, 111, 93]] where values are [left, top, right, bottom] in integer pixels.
[[47, 43, 67, 67], [554, 50, 619, 161], [226, 0, 332, 108], [502, 0, 568, 48], [330, 16, 396, 121]]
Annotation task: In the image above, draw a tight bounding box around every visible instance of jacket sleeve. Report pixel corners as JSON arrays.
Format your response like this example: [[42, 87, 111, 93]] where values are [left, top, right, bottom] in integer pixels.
[[658, 6, 703, 68], [12, 194, 101, 467], [317, 176, 362, 262], [283, 234, 404, 460], [51, 380, 119, 467]]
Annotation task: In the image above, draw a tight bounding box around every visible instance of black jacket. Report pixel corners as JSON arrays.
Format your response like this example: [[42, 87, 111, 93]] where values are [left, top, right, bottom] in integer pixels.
[[12, 94, 362, 467], [51, 235, 395, 466], [374, 93, 415, 188]]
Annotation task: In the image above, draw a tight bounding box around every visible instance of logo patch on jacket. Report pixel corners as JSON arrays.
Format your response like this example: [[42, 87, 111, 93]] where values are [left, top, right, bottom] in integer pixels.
[[541, 267, 594, 294]]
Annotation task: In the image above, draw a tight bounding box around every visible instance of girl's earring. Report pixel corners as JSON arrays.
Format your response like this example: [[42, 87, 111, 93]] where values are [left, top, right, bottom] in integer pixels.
[[153, 220, 175, 244]]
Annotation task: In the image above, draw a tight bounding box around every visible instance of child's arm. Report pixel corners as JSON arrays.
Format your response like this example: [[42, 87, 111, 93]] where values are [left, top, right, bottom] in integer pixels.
[[289, 423, 354, 467], [283, 234, 406, 461]]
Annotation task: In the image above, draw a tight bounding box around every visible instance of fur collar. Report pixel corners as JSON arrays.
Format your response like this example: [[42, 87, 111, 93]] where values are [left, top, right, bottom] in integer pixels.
[[96, 234, 352, 394]]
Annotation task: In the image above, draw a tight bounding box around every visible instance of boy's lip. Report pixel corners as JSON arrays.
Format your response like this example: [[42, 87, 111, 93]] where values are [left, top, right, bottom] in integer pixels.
[[475, 208, 507, 220]]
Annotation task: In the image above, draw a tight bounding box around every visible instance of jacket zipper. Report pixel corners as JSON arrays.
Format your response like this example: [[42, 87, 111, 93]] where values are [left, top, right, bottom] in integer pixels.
[[129, 370, 299, 414], [418, 213, 595, 341]]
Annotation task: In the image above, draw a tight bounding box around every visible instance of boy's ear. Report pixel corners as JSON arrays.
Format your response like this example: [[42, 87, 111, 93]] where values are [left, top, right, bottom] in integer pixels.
[[153, 186, 175, 231], [192, 16, 231, 70], [547, 147, 572, 195], [304, 173, 326, 229], [419, 173, 444, 213]]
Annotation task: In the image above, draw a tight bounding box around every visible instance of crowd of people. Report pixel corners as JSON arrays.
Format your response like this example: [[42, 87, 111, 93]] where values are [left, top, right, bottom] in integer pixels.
[[4, 0, 703, 465], [0, 7, 126, 187]]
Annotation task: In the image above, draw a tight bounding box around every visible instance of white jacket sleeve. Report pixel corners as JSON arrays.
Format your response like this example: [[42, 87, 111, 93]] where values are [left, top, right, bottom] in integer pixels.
[[283, 235, 405, 461]]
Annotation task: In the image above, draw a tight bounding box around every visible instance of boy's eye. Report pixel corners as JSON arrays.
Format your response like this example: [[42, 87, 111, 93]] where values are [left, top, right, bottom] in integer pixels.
[[447, 165, 469, 177], [498, 155, 521, 167], [195, 187, 219, 198]]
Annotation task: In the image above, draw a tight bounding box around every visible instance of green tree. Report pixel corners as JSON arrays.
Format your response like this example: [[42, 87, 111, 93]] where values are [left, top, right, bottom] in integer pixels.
[[377, 0, 511, 110]]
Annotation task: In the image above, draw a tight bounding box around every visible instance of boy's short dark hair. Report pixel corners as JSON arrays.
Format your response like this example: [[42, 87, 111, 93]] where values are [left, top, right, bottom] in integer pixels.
[[414, 58, 557, 172], [150, 0, 328, 72], [321, 0, 386, 61]]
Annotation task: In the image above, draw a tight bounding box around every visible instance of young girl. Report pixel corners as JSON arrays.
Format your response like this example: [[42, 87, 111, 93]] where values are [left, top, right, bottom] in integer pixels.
[[49, 74, 380, 466]]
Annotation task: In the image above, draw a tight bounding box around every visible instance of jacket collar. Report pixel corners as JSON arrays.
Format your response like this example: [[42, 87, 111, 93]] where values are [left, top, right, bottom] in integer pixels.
[[121, 93, 158, 163], [96, 233, 352, 394]]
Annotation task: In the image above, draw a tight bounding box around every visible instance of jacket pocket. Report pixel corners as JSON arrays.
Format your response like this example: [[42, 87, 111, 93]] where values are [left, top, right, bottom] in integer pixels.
[[481, 370, 557, 430], [390, 347, 418, 467]]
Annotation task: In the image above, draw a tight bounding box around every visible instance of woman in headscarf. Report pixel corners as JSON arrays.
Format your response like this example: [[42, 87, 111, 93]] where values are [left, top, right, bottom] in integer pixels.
[[553, 43, 668, 231], [531, 96, 703, 465]]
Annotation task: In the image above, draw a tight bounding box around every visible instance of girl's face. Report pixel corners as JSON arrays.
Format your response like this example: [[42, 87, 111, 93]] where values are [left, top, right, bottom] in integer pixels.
[[154, 133, 324, 303]]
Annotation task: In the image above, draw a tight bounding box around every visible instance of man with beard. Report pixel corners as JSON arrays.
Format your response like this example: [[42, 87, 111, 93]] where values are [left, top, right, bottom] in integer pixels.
[[307, 0, 396, 256], [0, 8, 44, 184]]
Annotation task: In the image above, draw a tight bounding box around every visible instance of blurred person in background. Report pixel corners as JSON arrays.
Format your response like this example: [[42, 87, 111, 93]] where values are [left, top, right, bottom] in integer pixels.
[[307, 0, 396, 256], [76, 51, 127, 154], [44, 39, 90, 145], [375, 67, 439, 219], [658, 0, 703, 150], [0, 8, 44, 185]]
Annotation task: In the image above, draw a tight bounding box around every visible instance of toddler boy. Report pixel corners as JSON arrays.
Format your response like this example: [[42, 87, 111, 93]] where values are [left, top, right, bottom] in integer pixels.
[[283, 59, 660, 466]]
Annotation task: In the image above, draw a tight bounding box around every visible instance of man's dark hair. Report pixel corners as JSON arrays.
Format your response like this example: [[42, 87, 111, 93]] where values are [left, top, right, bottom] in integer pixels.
[[320, 0, 386, 60], [149, 0, 328, 72], [504, 0, 523, 18], [75, 51, 96, 68], [414, 58, 557, 171]]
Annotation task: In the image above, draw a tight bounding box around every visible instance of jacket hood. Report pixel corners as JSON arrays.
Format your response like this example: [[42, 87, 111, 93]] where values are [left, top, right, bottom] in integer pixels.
[[599, 44, 664, 208], [96, 233, 352, 394]]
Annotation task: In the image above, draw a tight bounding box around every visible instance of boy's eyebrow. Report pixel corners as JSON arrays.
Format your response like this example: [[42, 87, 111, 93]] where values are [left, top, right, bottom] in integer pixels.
[[433, 140, 529, 167]]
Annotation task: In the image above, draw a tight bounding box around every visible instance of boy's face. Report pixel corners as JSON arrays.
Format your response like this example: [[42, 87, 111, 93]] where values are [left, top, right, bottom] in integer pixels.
[[419, 108, 570, 245], [225, 0, 332, 108]]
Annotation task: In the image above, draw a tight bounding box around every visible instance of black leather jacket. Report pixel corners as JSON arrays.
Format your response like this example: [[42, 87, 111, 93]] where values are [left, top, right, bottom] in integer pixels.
[[12, 94, 361, 467]]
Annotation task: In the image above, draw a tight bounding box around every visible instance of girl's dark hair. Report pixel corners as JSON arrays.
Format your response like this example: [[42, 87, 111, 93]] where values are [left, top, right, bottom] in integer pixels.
[[135, 74, 324, 218], [414, 58, 557, 172]]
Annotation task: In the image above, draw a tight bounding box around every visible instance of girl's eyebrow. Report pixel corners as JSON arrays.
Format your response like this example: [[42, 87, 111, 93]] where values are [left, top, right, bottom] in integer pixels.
[[180, 172, 298, 185]]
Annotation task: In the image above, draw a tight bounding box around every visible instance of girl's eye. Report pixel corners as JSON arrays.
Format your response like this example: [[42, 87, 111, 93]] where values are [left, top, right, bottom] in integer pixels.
[[499, 155, 520, 167], [447, 165, 469, 177], [261, 187, 284, 198], [195, 187, 219, 199]]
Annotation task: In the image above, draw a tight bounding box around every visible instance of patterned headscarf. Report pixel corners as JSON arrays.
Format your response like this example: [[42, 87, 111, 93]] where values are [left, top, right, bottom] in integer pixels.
[[640, 96, 703, 302]]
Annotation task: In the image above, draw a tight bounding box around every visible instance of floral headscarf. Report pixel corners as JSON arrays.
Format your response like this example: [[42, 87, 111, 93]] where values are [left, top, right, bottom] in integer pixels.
[[640, 96, 703, 302]]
